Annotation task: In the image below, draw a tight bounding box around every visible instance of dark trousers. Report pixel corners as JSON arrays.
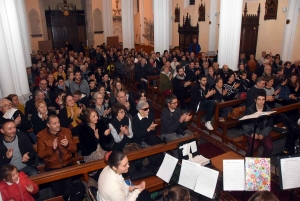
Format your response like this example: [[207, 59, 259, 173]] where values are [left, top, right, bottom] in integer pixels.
[[245, 135, 273, 157], [199, 100, 215, 122], [45, 164, 73, 197]]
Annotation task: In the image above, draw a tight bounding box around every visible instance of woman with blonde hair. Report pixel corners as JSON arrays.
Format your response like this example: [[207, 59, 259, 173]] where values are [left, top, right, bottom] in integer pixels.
[[59, 94, 82, 129]]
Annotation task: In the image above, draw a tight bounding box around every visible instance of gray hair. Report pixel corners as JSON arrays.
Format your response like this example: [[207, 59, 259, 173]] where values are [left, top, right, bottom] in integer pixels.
[[136, 100, 149, 111], [93, 91, 103, 102]]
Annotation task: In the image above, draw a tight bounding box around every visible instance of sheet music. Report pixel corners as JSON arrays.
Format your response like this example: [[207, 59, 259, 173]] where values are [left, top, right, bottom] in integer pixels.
[[178, 160, 200, 190], [280, 157, 300, 190], [190, 141, 197, 153], [3, 108, 17, 119], [156, 153, 178, 183], [239, 111, 276, 121], [223, 160, 245, 191], [194, 165, 219, 199]]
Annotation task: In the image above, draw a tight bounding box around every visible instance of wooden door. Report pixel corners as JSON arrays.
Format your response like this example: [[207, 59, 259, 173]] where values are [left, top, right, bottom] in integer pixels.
[[45, 10, 86, 51], [239, 3, 260, 57]]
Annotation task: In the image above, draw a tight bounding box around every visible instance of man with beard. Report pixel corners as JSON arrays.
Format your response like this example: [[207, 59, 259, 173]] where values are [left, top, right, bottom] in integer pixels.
[[172, 66, 192, 109]]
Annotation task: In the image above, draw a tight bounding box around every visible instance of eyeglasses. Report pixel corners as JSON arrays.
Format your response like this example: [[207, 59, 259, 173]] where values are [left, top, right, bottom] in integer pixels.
[[141, 107, 149, 111]]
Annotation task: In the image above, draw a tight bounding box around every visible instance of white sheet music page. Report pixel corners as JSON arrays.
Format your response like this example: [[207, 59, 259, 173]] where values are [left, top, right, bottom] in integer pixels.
[[178, 160, 200, 190], [156, 153, 178, 183], [281, 157, 300, 190], [194, 165, 219, 199], [223, 160, 245, 191]]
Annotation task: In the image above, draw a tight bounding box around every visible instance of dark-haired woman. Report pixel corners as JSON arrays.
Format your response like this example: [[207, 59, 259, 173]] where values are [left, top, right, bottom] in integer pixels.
[[109, 103, 133, 151], [58, 95, 82, 129], [77, 108, 112, 179], [98, 151, 147, 201], [163, 186, 190, 201]]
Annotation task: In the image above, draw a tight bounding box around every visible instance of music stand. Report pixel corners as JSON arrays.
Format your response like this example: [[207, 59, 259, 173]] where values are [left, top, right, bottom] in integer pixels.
[[277, 153, 300, 201], [239, 111, 276, 157]]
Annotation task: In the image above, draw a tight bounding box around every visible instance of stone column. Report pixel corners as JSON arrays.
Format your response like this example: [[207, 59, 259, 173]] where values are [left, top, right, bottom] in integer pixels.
[[0, 0, 30, 100], [102, 0, 113, 43], [85, 0, 94, 46], [38, 0, 49, 40], [153, 0, 170, 54], [17, 0, 32, 67], [217, 0, 243, 71], [121, 0, 134, 49], [208, 0, 217, 53], [139, 0, 145, 45], [281, 0, 300, 61]]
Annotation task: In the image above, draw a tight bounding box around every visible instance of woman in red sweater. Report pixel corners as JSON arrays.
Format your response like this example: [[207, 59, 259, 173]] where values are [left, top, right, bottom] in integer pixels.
[[0, 164, 39, 201]]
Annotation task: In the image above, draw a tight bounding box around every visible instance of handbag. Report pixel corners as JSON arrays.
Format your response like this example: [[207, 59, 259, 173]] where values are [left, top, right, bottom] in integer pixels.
[[228, 106, 246, 120]]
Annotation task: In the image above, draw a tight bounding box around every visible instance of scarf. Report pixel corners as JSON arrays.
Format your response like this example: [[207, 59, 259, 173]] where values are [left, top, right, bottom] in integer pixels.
[[66, 104, 82, 128]]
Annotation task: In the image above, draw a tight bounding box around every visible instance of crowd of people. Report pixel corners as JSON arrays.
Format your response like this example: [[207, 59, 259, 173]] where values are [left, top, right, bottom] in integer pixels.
[[0, 41, 297, 200]]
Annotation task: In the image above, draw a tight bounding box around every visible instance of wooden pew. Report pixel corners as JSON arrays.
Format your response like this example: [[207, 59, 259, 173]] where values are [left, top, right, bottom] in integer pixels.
[[30, 133, 199, 191], [147, 75, 159, 103], [212, 98, 247, 143]]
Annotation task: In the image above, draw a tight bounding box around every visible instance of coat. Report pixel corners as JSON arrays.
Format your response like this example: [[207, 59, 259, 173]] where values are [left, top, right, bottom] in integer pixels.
[[0, 172, 39, 201]]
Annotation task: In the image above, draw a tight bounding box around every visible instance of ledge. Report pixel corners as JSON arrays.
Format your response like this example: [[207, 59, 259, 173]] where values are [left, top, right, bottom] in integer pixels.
[[94, 31, 104, 34], [31, 34, 43, 38]]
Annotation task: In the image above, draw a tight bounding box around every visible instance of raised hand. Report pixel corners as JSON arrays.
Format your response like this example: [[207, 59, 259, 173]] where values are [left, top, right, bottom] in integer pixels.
[[26, 183, 34, 193], [61, 135, 69, 147], [22, 152, 30, 162], [104, 128, 111, 136], [148, 122, 157, 131], [14, 114, 21, 125], [6, 148, 13, 159], [53, 137, 58, 149]]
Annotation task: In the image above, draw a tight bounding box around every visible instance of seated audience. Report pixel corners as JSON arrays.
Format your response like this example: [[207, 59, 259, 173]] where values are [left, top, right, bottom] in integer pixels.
[[47, 74, 56, 92], [116, 91, 137, 119], [275, 75, 297, 105], [0, 98, 31, 134], [6, 94, 25, 115], [288, 73, 300, 97], [159, 65, 173, 96], [214, 78, 229, 121], [73, 90, 90, 108], [246, 77, 266, 107], [134, 58, 150, 91], [110, 78, 128, 105], [64, 71, 74, 88], [70, 70, 90, 97], [132, 101, 162, 146], [25, 89, 52, 119], [89, 79, 97, 100], [77, 108, 112, 179], [220, 65, 233, 83], [31, 100, 56, 135], [37, 115, 77, 197], [161, 94, 192, 141], [284, 61, 294, 77], [191, 75, 215, 130], [185, 61, 199, 82], [238, 71, 251, 98], [242, 90, 273, 157], [93, 92, 112, 123], [247, 54, 259, 71], [263, 76, 280, 108], [206, 67, 216, 89], [0, 164, 39, 201], [172, 66, 192, 109], [0, 119, 37, 176], [249, 72, 257, 88], [164, 186, 190, 201], [53, 89, 66, 115], [109, 103, 133, 151], [53, 64, 66, 80], [98, 151, 148, 201], [59, 94, 83, 129], [223, 73, 240, 101], [54, 77, 70, 96], [100, 73, 112, 92]]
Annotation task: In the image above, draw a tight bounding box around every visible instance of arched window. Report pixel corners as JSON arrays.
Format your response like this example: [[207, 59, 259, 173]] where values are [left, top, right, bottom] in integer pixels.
[[93, 8, 103, 33]]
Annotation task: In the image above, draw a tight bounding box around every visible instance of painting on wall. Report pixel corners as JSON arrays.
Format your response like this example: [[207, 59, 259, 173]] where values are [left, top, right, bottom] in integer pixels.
[[264, 0, 278, 20], [112, 0, 122, 42], [143, 17, 154, 44]]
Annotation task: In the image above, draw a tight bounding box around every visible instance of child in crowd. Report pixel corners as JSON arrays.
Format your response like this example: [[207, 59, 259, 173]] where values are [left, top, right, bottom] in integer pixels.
[[89, 80, 97, 100], [0, 164, 39, 201]]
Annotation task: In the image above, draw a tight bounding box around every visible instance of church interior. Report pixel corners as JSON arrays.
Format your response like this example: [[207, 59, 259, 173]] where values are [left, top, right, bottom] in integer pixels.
[[1, 0, 300, 200]]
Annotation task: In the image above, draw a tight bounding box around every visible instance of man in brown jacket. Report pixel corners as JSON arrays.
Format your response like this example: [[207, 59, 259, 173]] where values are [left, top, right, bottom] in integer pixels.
[[37, 115, 77, 198]]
